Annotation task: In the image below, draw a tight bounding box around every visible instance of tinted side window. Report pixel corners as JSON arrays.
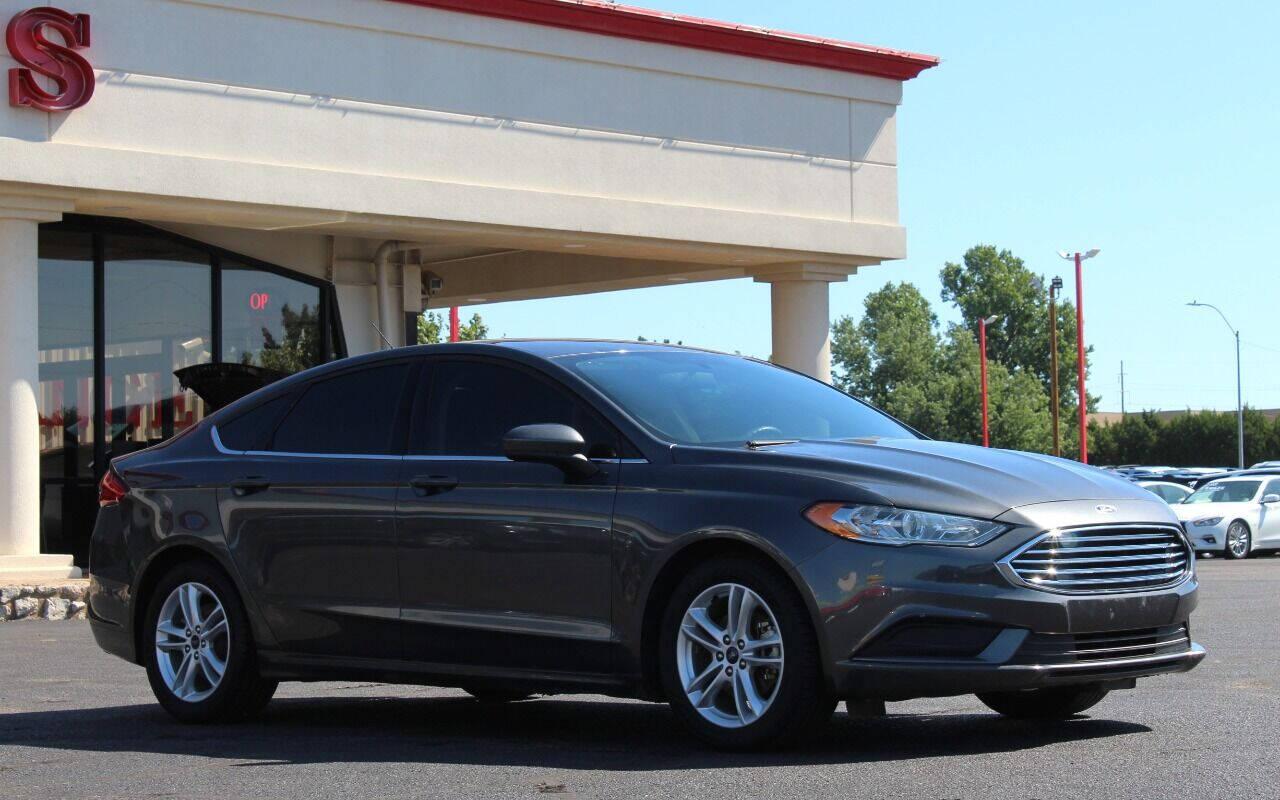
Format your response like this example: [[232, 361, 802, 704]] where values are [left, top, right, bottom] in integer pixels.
[[1266, 479, 1280, 498], [270, 364, 411, 454], [217, 393, 296, 451], [413, 360, 614, 457]]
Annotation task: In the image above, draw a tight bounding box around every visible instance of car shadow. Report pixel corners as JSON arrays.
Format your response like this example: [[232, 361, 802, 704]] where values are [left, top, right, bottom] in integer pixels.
[[0, 693, 1150, 769]]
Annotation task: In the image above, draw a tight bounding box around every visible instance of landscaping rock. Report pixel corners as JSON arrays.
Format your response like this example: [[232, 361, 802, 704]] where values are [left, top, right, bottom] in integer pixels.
[[68, 600, 88, 620], [34, 585, 59, 598], [12, 596, 39, 619], [41, 597, 71, 620], [62, 583, 88, 601], [0, 586, 19, 604]]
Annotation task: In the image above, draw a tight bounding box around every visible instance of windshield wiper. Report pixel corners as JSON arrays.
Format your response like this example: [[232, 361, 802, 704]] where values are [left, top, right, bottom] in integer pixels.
[[745, 439, 799, 450]]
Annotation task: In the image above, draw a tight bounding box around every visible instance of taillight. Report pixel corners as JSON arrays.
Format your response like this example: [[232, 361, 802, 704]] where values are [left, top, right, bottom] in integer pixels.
[[98, 469, 128, 507]]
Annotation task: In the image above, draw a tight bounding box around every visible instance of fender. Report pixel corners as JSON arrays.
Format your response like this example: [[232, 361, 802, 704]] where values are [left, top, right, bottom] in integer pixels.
[[7, 7, 94, 112]]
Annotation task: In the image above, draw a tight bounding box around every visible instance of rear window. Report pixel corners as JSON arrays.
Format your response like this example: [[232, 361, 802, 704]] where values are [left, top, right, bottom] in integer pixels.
[[216, 393, 296, 451], [269, 363, 412, 455]]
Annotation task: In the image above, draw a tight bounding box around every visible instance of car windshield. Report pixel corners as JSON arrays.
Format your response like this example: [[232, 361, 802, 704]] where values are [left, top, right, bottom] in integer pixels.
[[556, 349, 915, 447], [1184, 480, 1260, 504]]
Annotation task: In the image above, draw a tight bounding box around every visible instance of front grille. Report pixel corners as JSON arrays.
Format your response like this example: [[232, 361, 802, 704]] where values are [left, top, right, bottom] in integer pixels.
[[1000, 525, 1192, 594], [1012, 624, 1190, 665]]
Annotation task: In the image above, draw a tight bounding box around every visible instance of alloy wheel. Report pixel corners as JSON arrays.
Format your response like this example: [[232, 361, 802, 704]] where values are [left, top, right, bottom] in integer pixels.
[[676, 583, 784, 729], [155, 582, 230, 703], [1226, 522, 1250, 559]]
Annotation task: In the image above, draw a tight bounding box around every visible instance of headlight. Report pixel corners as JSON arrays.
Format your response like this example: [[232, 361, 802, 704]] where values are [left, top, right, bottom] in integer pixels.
[[1192, 517, 1223, 527], [804, 503, 1009, 547]]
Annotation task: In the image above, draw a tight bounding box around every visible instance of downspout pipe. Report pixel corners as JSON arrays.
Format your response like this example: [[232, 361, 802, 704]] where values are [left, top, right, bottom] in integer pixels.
[[373, 240, 424, 348]]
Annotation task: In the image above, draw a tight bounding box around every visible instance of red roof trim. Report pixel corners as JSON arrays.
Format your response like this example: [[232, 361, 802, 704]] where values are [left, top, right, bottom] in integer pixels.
[[388, 0, 939, 80]]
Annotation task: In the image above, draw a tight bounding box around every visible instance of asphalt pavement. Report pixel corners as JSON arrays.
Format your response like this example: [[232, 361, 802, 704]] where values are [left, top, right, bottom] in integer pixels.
[[2, 557, 1277, 799]]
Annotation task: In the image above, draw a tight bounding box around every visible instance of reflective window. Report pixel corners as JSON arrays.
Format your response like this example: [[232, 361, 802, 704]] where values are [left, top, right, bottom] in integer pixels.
[[103, 235, 212, 460], [413, 360, 614, 457], [271, 364, 411, 454], [558, 350, 914, 447], [222, 263, 323, 373], [37, 229, 96, 561], [1185, 481, 1261, 504], [217, 392, 297, 451]]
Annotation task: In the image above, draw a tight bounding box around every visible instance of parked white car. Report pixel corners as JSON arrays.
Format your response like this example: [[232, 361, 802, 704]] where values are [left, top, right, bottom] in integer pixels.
[[1174, 476, 1280, 558], [1138, 480, 1193, 504]]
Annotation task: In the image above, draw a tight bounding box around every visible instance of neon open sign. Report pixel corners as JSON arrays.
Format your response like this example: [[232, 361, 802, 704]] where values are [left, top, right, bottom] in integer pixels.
[[248, 292, 270, 311]]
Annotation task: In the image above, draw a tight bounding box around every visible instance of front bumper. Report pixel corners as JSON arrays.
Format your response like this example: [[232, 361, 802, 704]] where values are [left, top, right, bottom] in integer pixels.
[[797, 501, 1203, 700], [833, 642, 1205, 699]]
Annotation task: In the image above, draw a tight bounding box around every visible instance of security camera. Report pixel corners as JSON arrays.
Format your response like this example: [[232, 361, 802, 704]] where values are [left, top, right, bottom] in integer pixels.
[[423, 271, 444, 298]]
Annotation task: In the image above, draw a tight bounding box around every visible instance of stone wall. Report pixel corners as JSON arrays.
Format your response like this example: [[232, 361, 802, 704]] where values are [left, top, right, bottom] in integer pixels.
[[0, 581, 90, 621]]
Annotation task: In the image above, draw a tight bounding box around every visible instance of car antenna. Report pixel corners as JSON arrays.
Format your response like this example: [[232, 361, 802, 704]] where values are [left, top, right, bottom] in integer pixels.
[[371, 322, 394, 350]]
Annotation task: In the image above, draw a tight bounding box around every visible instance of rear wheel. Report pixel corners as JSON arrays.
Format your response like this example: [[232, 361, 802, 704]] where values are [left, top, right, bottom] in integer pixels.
[[977, 685, 1109, 720], [659, 557, 835, 750], [143, 561, 277, 723], [1225, 521, 1252, 559]]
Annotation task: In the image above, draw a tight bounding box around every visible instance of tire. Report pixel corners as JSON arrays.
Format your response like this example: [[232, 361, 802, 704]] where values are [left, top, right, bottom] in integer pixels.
[[1224, 521, 1252, 560], [463, 687, 534, 703], [977, 685, 1109, 720], [143, 560, 277, 723], [659, 556, 835, 750]]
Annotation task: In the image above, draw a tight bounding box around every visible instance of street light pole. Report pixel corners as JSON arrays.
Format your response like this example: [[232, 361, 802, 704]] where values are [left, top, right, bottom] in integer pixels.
[[980, 314, 1000, 448], [1058, 249, 1100, 463], [1049, 276, 1063, 457], [1188, 301, 1245, 469]]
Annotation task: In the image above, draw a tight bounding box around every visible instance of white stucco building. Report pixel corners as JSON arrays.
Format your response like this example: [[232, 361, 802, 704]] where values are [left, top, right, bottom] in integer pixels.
[[0, 0, 936, 580]]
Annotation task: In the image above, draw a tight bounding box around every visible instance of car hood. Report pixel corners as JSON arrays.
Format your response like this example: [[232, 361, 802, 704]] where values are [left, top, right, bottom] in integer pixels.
[[675, 437, 1161, 520]]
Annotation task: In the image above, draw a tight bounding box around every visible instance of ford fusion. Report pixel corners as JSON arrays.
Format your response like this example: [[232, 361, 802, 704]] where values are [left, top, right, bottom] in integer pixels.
[[88, 341, 1203, 749]]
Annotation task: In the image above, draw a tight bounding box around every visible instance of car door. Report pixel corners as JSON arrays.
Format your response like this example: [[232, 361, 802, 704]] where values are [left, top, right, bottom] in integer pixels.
[[1258, 478, 1280, 546], [217, 359, 416, 662], [396, 357, 620, 675]]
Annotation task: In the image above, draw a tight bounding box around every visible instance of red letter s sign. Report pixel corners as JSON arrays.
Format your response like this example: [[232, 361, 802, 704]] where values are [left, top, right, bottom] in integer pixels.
[[7, 7, 93, 112]]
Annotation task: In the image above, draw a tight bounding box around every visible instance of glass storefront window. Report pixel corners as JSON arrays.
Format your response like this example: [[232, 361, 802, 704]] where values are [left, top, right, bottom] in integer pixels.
[[38, 230, 95, 561], [104, 235, 212, 460], [36, 217, 342, 565], [222, 263, 323, 373]]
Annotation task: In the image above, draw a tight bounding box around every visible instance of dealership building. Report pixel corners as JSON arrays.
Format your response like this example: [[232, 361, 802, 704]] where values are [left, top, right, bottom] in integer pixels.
[[0, 0, 936, 581]]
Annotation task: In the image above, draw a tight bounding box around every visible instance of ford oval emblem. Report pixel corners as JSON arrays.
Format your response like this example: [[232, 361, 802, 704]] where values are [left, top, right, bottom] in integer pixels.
[[1095, 504, 1117, 514]]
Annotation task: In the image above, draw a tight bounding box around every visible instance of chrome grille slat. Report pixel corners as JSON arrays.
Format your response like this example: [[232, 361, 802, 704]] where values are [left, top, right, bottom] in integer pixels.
[[1020, 561, 1187, 576], [1002, 525, 1193, 595], [1025, 569, 1188, 586], [1011, 552, 1184, 565]]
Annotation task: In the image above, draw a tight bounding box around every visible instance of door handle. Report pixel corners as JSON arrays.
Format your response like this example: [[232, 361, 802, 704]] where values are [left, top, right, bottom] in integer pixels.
[[229, 476, 271, 496], [409, 474, 459, 495]]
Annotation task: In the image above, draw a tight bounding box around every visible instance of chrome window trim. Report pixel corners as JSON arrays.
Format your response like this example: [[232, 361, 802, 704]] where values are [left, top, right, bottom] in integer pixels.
[[997, 523, 1194, 596], [210, 428, 650, 465]]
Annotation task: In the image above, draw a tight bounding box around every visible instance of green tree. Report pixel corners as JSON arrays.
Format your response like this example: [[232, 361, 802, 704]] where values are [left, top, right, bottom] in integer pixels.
[[254, 304, 321, 374], [417, 311, 489, 344]]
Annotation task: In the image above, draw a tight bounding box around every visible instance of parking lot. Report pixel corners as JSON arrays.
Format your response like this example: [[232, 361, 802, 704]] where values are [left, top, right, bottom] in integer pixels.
[[0, 557, 1276, 800]]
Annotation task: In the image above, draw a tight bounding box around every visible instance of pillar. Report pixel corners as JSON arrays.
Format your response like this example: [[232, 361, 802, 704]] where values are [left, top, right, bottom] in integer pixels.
[[0, 194, 78, 581], [754, 263, 856, 383]]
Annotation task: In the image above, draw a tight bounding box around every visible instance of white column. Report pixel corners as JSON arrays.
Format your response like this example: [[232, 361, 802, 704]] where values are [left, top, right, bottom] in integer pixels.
[[0, 194, 78, 581], [754, 263, 857, 383]]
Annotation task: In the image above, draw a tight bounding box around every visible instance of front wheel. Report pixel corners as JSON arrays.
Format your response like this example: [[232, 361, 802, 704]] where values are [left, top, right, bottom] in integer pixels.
[[659, 557, 835, 750], [1225, 521, 1252, 559], [977, 685, 1109, 719], [143, 561, 277, 723]]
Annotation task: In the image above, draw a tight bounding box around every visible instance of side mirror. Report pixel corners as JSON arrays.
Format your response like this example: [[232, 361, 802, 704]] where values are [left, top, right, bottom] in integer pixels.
[[1263, 494, 1280, 505], [503, 423, 600, 479]]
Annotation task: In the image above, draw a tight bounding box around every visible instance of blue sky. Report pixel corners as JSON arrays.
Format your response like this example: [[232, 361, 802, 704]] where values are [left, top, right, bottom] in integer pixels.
[[473, 0, 1280, 412]]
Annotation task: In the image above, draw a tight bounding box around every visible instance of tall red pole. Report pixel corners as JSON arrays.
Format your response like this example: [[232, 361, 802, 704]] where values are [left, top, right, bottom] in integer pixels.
[[980, 317, 990, 448], [1074, 252, 1088, 464], [449, 306, 460, 343]]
